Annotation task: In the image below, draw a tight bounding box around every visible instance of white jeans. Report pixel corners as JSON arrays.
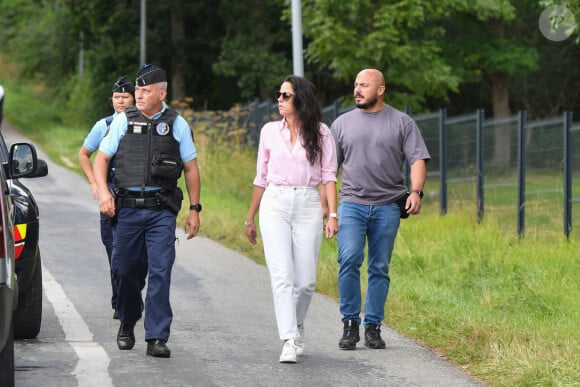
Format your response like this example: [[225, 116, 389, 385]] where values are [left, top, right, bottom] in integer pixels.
[[260, 184, 323, 341]]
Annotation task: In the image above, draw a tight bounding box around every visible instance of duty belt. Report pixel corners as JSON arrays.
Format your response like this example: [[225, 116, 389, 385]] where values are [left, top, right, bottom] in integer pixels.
[[115, 188, 167, 197], [115, 188, 164, 209], [116, 196, 162, 209]]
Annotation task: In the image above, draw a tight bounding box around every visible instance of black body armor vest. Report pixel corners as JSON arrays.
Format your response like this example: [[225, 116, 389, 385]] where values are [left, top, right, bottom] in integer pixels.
[[114, 106, 183, 190]]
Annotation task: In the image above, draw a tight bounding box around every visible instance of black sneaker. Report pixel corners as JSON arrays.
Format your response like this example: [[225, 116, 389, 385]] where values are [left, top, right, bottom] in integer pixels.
[[339, 320, 360, 350], [364, 324, 386, 349]]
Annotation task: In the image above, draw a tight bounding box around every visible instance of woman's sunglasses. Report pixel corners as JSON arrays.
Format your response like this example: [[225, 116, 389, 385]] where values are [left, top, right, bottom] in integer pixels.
[[275, 91, 294, 101]]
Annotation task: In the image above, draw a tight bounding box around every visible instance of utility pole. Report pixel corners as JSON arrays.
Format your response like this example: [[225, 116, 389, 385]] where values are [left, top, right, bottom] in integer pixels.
[[140, 0, 146, 65], [78, 31, 84, 79], [291, 0, 304, 76]]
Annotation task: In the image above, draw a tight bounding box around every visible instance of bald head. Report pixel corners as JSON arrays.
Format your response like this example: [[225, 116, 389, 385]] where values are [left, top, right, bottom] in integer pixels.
[[357, 69, 385, 87], [354, 69, 386, 112]]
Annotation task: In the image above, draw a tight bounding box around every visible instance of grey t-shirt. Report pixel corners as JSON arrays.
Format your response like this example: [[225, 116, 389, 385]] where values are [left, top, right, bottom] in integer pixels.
[[331, 104, 430, 205]]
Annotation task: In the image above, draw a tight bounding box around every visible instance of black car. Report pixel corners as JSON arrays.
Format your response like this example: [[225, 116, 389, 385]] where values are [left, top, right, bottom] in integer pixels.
[[7, 133, 48, 340], [0, 133, 47, 386]]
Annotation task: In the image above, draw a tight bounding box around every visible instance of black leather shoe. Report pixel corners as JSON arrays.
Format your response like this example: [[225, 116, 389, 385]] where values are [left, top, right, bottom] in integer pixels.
[[146, 339, 171, 358], [113, 310, 119, 320], [117, 322, 136, 350], [339, 320, 360, 350]]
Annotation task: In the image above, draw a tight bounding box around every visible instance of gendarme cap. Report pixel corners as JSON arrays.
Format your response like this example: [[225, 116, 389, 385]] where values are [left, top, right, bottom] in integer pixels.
[[135, 64, 166, 86], [111, 76, 134, 95]]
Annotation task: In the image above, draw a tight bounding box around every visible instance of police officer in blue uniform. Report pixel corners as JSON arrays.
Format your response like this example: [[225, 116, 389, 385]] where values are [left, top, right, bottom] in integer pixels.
[[78, 77, 143, 320], [94, 64, 201, 358]]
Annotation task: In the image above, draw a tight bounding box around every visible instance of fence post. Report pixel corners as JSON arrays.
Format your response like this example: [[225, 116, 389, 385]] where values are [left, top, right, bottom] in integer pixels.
[[517, 111, 527, 237], [563, 111, 572, 238], [476, 109, 485, 223], [439, 108, 447, 215]]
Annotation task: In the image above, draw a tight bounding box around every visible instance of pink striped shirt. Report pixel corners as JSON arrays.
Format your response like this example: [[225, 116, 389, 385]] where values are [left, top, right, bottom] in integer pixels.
[[253, 119, 337, 188]]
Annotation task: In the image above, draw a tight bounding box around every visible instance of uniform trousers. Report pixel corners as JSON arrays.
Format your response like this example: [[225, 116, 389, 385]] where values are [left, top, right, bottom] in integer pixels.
[[102, 216, 148, 312], [259, 184, 323, 341], [99, 212, 117, 309], [111, 207, 176, 341]]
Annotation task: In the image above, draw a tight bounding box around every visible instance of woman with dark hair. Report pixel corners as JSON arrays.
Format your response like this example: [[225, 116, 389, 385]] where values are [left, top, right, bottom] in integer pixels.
[[245, 75, 338, 363]]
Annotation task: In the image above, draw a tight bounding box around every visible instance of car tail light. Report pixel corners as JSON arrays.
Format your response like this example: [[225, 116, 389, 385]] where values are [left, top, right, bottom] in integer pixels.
[[14, 224, 26, 260]]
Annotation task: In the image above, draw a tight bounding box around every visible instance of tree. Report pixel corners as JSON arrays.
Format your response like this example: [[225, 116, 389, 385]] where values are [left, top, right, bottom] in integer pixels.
[[303, 0, 547, 167], [212, 0, 293, 101], [442, 1, 540, 167], [301, 0, 461, 111]]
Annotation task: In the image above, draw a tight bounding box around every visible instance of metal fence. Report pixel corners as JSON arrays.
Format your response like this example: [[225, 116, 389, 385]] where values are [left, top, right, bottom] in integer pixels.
[[188, 99, 579, 239]]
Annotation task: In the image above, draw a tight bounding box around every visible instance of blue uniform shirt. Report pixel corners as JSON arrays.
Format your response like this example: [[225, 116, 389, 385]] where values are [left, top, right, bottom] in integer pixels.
[[83, 112, 117, 152]]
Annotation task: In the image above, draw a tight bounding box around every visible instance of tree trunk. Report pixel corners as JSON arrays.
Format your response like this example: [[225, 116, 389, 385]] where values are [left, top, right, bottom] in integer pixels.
[[170, 0, 186, 103], [491, 73, 511, 167]]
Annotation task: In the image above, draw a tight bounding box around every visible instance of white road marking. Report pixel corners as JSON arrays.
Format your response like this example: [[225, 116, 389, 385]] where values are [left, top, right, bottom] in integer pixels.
[[42, 263, 113, 387]]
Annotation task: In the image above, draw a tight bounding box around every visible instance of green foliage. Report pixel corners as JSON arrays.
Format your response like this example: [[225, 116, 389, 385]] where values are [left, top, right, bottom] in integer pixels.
[[302, 0, 462, 110], [213, 0, 291, 100], [390, 210, 579, 385], [59, 72, 102, 129], [1, 0, 579, 121]]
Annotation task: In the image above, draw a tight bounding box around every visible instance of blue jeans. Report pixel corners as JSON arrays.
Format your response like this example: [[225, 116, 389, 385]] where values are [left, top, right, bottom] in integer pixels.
[[337, 201, 400, 327]]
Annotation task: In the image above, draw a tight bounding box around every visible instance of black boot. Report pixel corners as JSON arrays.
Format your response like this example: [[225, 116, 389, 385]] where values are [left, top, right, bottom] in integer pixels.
[[117, 322, 136, 350], [339, 320, 360, 350], [146, 339, 171, 358], [364, 324, 386, 349]]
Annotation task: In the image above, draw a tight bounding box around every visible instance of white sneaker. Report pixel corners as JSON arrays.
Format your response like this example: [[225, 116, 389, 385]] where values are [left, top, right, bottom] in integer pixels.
[[279, 339, 297, 363], [295, 325, 305, 356]]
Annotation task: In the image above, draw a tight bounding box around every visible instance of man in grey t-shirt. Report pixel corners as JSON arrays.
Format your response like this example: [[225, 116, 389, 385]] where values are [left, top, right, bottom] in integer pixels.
[[331, 68, 430, 350]]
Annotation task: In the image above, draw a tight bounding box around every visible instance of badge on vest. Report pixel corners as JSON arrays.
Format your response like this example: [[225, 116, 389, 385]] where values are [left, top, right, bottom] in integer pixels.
[[156, 122, 170, 136], [129, 121, 147, 134]]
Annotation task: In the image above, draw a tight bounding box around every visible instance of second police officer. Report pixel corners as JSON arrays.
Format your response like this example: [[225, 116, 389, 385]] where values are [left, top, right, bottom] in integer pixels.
[[94, 64, 201, 358], [78, 76, 148, 320]]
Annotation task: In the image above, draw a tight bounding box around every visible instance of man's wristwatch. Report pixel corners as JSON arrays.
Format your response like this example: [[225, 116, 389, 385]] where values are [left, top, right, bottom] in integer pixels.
[[411, 189, 424, 199], [189, 204, 202, 212]]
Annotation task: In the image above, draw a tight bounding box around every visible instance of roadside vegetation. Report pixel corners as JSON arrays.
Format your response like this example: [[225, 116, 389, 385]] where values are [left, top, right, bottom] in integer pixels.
[[2, 79, 578, 387]]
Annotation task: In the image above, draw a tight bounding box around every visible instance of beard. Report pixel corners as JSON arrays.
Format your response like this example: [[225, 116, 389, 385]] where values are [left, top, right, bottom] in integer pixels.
[[355, 95, 378, 110]]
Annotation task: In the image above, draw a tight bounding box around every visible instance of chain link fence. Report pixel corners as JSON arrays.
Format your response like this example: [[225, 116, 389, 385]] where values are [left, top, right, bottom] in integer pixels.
[[182, 100, 579, 239]]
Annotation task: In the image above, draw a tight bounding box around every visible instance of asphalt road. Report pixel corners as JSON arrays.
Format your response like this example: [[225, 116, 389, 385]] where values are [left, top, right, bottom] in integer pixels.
[[2, 121, 484, 386]]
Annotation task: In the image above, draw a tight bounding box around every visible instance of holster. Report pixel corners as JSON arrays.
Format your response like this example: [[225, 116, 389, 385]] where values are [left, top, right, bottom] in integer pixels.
[[157, 188, 183, 215]]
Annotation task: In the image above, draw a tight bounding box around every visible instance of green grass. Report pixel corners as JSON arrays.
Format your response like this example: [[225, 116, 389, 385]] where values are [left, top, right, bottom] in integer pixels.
[[2, 81, 579, 387]]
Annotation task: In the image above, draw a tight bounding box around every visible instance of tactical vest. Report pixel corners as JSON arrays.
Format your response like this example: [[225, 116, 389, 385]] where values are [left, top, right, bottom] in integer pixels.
[[114, 106, 183, 190]]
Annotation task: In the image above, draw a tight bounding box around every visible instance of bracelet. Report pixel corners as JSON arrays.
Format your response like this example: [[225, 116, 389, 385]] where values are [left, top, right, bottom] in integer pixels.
[[244, 220, 254, 227]]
